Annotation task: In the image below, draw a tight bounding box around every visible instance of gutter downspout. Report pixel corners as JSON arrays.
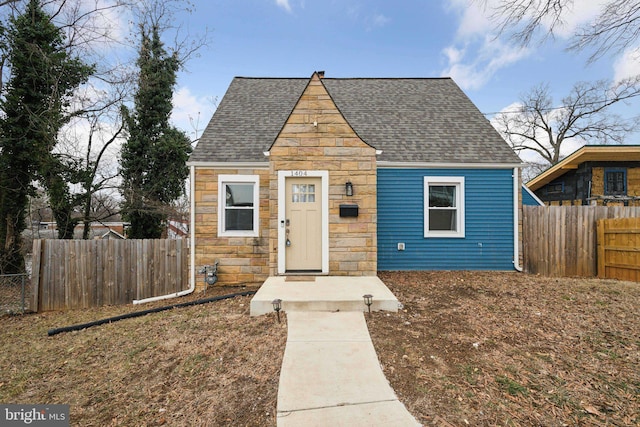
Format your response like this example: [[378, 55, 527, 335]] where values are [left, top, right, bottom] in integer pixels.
[[513, 167, 523, 272], [133, 165, 197, 304]]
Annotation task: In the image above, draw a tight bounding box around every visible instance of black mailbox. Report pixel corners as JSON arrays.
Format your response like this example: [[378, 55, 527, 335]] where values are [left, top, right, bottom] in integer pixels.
[[339, 204, 359, 217]]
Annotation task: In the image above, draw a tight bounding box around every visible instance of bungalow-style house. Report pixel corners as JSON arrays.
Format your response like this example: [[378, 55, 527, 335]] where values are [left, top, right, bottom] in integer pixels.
[[188, 72, 523, 287], [527, 145, 640, 206]]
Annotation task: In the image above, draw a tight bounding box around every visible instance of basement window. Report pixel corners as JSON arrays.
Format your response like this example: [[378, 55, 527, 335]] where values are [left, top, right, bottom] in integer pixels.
[[218, 175, 259, 237], [424, 177, 465, 238]]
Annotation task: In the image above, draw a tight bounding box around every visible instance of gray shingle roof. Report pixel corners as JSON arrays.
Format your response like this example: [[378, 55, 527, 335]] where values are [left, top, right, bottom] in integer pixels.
[[189, 76, 521, 164]]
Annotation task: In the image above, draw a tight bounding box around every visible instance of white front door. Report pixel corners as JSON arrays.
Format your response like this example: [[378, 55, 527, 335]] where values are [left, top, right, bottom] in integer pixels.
[[277, 171, 329, 275], [285, 177, 322, 271]]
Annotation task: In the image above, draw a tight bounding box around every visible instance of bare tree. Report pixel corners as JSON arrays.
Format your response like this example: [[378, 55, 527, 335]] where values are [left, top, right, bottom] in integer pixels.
[[481, 0, 640, 62], [128, 0, 210, 67], [494, 77, 640, 168], [75, 111, 126, 239], [55, 59, 133, 239]]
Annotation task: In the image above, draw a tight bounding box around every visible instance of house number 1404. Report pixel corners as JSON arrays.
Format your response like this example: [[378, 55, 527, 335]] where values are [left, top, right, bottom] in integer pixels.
[[291, 170, 307, 176]]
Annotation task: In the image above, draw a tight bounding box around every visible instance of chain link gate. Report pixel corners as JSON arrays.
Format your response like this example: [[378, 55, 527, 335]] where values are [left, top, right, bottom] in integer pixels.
[[0, 274, 30, 314]]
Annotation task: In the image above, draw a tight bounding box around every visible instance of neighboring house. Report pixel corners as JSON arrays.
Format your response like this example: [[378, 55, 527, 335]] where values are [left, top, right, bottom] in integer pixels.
[[167, 219, 189, 239], [188, 72, 523, 286], [527, 145, 640, 206], [100, 229, 126, 240], [34, 221, 128, 239]]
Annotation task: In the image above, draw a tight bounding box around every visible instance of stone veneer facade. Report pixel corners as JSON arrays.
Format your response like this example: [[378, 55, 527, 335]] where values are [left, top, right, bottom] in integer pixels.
[[268, 74, 377, 277], [193, 167, 270, 288], [193, 74, 377, 288]]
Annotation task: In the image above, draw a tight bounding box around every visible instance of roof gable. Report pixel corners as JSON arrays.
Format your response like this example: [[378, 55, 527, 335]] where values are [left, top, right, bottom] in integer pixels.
[[268, 72, 375, 154], [189, 75, 521, 164]]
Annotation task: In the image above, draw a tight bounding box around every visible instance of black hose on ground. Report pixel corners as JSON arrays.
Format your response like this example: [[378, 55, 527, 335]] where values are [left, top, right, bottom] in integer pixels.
[[47, 290, 256, 337]]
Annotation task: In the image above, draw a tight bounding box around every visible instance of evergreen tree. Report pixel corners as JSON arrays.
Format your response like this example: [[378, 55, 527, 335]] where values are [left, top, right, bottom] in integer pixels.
[[0, 0, 92, 272], [120, 25, 191, 239]]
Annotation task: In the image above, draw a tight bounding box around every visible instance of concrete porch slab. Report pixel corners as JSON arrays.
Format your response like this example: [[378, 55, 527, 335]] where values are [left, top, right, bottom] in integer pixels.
[[249, 276, 399, 316]]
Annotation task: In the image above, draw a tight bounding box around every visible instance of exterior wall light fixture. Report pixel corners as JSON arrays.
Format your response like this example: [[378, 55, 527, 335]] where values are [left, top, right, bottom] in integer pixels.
[[345, 181, 354, 197]]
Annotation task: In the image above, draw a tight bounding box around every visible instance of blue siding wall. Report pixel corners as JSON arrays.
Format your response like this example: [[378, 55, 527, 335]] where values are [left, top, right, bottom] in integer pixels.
[[378, 168, 515, 270], [522, 185, 543, 206]]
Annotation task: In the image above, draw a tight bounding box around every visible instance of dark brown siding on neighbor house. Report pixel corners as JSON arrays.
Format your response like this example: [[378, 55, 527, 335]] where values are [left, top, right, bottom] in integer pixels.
[[535, 162, 640, 206]]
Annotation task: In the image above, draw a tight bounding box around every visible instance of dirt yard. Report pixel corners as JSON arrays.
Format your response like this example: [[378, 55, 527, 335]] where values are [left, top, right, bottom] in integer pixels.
[[0, 272, 638, 426]]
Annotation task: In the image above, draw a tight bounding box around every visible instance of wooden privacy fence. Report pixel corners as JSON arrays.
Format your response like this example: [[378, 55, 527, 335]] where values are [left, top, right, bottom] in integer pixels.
[[31, 239, 188, 312], [523, 206, 640, 277], [597, 217, 640, 282]]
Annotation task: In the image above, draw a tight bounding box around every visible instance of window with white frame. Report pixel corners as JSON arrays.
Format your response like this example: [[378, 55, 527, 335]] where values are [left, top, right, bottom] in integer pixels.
[[424, 177, 465, 238], [218, 175, 259, 236]]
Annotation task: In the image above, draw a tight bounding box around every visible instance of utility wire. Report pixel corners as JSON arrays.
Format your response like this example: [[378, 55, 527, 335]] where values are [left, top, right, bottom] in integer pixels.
[[482, 93, 640, 117]]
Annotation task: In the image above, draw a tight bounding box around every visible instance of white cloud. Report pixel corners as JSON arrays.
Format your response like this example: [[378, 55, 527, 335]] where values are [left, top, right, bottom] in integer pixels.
[[446, 0, 493, 39], [441, 1, 531, 90], [448, 0, 604, 39], [442, 45, 464, 65], [441, 36, 530, 90], [370, 13, 390, 28], [275, 0, 292, 13], [613, 47, 640, 82], [345, 5, 390, 31], [172, 87, 216, 143], [440, 0, 610, 90]]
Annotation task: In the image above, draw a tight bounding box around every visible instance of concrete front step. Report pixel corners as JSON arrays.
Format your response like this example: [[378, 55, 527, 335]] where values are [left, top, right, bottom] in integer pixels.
[[249, 276, 399, 316]]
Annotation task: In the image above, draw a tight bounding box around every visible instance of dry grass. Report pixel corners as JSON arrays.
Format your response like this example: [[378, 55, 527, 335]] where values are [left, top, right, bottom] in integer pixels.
[[1, 273, 638, 426], [369, 272, 640, 426], [0, 286, 286, 426]]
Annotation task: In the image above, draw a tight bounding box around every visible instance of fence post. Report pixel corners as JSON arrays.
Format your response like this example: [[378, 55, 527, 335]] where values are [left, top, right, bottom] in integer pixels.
[[596, 219, 605, 278], [31, 240, 42, 313], [20, 274, 25, 314]]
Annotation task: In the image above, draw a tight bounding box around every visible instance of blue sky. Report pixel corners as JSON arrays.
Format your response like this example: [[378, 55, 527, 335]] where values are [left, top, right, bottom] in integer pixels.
[[165, 1, 639, 154]]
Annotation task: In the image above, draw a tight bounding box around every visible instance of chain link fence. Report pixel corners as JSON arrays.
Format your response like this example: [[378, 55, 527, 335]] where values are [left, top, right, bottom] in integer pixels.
[[0, 273, 30, 315]]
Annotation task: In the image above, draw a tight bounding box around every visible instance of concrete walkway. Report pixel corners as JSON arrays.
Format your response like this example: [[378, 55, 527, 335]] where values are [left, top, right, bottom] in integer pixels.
[[276, 311, 421, 426]]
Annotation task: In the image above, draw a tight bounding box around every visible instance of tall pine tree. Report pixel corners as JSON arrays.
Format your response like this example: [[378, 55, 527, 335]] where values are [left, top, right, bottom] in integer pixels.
[[0, 0, 92, 272], [120, 25, 191, 239]]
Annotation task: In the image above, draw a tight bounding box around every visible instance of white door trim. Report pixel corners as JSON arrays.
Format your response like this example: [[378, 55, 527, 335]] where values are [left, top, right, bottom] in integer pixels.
[[277, 170, 329, 274]]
